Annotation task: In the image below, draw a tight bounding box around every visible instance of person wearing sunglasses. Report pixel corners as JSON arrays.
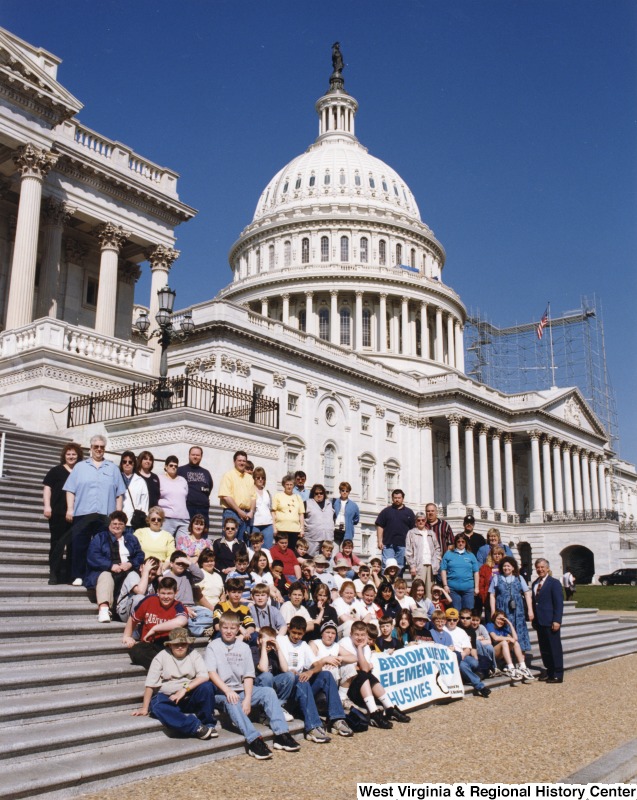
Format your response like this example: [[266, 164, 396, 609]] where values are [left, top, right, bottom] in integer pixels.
[[120, 451, 149, 535], [133, 507, 175, 567], [64, 434, 127, 587]]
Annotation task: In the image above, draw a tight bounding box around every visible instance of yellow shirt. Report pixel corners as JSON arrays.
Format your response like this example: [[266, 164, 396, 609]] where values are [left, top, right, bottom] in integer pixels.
[[134, 527, 176, 561], [272, 491, 305, 533], [218, 468, 256, 510]]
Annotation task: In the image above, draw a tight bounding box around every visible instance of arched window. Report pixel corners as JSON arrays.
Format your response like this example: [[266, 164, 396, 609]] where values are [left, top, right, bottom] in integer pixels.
[[396, 243, 402, 265], [255, 248, 261, 273], [324, 444, 337, 496], [339, 170, 346, 185], [309, 174, 316, 187], [301, 237, 310, 264], [324, 172, 331, 185], [321, 236, 329, 262], [282, 180, 289, 194], [268, 244, 274, 270], [415, 318, 422, 356], [355, 173, 361, 186], [283, 241, 291, 267], [379, 239, 386, 266], [319, 308, 330, 340], [369, 175, 375, 189], [410, 248, 416, 268], [295, 176, 302, 189], [340, 236, 349, 262], [360, 237, 369, 263], [362, 308, 371, 348], [298, 309, 306, 332], [386, 310, 392, 350], [382, 179, 388, 192], [340, 307, 351, 346]]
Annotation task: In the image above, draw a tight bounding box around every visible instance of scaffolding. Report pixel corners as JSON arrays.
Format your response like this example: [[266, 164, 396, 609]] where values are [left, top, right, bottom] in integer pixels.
[[465, 295, 619, 449]]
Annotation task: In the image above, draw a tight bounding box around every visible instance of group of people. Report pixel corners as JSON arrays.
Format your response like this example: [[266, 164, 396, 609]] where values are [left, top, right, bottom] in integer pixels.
[[41, 436, 565, 758]]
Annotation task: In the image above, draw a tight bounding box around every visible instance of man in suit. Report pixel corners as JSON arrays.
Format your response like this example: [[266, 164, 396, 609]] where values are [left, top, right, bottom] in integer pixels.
[[532, 558, 564, 683]]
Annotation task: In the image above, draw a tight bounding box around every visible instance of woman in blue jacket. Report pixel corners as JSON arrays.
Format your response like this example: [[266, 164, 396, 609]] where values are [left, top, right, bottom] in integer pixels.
[[85, 510, 145, 623], [331, 482, 360, 546]]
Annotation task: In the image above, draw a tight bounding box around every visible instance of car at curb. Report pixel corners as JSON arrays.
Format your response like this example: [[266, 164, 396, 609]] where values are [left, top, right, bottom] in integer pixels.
[[598, 569, 637, 586]]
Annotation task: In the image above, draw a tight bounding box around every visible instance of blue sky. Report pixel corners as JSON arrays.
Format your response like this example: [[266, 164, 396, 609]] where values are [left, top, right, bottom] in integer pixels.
[[5, 1, 636, 461]]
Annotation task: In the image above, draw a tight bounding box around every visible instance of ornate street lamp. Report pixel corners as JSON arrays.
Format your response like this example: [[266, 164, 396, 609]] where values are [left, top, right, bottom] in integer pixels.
[[135, 285, 194, 409]]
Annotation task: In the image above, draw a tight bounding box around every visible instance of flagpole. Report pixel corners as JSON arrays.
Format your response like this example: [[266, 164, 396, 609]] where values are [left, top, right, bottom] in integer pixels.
[[547, 301, 557, 388]]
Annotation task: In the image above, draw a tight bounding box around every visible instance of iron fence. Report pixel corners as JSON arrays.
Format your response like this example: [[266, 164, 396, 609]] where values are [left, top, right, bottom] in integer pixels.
[[66, 376, 279, 430]]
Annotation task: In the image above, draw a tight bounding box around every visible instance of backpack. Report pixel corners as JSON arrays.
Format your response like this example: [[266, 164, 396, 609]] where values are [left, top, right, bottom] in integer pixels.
[[345, 706, 369, 733]]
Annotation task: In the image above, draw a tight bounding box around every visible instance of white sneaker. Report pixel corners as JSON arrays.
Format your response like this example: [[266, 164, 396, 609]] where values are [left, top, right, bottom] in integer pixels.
[[72, 578, 83, 587], [98, 607, 112, 623], [518, 665, 535, 682], [283, 709, 294, 722], [505, 666, 523, 682]]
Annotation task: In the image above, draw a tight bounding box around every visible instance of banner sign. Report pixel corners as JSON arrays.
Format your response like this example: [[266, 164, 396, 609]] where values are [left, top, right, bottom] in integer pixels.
[[371, 642, 464, 710]]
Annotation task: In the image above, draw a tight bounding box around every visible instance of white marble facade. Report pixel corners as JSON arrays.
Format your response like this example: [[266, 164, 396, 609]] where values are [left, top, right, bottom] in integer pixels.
[[0, 26, 633, 578]]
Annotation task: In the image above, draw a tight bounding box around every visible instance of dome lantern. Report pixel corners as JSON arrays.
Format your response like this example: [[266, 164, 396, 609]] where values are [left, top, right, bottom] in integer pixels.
[[315, 41, 358, 140]]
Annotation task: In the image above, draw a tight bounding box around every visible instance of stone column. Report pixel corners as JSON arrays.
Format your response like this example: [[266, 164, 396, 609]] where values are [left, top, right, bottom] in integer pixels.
[[590, 454, 600, 512], [605, 469, 613, 511], [5, 144, 59, 330], [446, 314, 455, 367], [447, 414, 463, 514], [282, 293, 290, 326], [379, 293, 387, 353], [503, 433, 516, 514], [355, 291, 363, 350], [146, 244, 179, 329], [261, 298, 269, 317], [464, 419, 477, 507], [455, 322, 465, 372], [330, 289, 338, 344], [552, 440, 564, 513], [562, 445, 574, 512], [598, 459, 607, 510], [529, 431, 544, 520], [401, 297, 409, 356], [420, 302, 429, 360], [422, 418, 434, 503], [572, 448, 583, 513], [95, 223, 131, 337], [581, 451, 592, 512], [541, 436, 554, 514], [36, 198, 75, 319], [305, 291, 314, 335], [478, 425, 491, 514], [435, 307, 444, 362], [491, 429, 504, 514]]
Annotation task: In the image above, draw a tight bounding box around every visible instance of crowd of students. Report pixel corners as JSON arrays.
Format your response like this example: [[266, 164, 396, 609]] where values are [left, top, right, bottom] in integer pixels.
[[43, 441, 550, 760]]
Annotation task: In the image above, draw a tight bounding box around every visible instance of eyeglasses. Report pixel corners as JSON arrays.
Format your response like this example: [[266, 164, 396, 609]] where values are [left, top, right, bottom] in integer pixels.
[[166, 463, 178, 468], [314, 492, 325, 496], [459, 616, 471, 620], [121, 459, 134, 465], [149, 517, 162, 523], [92, 445, 105, 451]]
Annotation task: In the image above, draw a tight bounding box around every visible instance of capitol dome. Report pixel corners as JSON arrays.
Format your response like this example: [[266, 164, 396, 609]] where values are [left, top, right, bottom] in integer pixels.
[[221, 59, 466, 378]]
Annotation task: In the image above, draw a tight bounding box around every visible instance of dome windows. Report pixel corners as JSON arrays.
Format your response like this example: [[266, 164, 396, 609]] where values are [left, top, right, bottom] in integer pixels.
[[379, 239, 387, 265], [295, 176, 302, 190], [354, 172, 361, 187], [301, 237, 310, 264], [340, 236, 349, 262], [282, 180, 289, 194], [360, 237, 369, 263], [298, 309, 307, 332], [410, 248, 416, 269], [284, 240, 291, 267], [324, 171, 331, 186], [362, 308, 372, 348], [339, 170, 346, 186], [369, 175, 375, 189], [396, 243, 403, 265], [320, 236, 330, 262], [309, 174, 316, 187], [268, 244, 275, 270], [319, 308, 330, 340], [382, 179, 388, 192], [393, 183, 399, 197], [340, 307, 351, 346]]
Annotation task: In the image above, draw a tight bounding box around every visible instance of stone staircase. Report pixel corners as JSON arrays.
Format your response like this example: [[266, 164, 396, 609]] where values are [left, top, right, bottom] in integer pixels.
[[0, 416, 636, 799]]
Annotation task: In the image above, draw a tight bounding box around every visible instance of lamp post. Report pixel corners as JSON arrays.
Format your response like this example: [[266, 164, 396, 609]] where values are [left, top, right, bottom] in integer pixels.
[[135, 285, 194, 409]]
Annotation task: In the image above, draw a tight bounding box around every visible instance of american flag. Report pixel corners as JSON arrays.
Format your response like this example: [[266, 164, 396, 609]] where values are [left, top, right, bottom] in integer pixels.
[[536, 306, 549, 340]]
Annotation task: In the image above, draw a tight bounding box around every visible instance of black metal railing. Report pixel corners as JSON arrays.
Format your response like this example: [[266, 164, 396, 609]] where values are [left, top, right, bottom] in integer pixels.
[[542, 510, 619, 523], [66, 376, 280, 430]]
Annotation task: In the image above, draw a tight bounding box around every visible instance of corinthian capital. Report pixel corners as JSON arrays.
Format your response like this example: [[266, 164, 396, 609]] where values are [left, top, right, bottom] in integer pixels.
[[42, 197, 75, 227], [145, 244, 180, 272], [13, 144, 58, 179], [96, 222, 131, 252]]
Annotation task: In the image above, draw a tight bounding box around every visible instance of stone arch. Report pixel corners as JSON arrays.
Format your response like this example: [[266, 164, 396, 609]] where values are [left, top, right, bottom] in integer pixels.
[[560, 544, 595, 585]]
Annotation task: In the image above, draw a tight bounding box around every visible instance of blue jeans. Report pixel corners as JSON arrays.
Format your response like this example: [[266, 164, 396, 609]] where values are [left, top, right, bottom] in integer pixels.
[[256, 671, 296, 704], [456, 652, 485, 690], [187, 606, 214, 636], [476, 640, 497, 672], [290, 671, 345, 732], [214, 686, 288, 744], [149, 683, 216, 736], [381, 545, 406, 573], [449, 587, 475, 612], [222, 509, 252, 545], [252, 524, 274, 549], [70, 513, 109, 581]]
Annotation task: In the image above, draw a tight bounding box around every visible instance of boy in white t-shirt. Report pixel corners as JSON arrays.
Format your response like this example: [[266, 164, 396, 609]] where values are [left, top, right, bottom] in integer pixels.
[[353, 563, 374, 597], [279, 582, 314, 631], [276, 616, 353, 740], [338, 620, 411, 728]]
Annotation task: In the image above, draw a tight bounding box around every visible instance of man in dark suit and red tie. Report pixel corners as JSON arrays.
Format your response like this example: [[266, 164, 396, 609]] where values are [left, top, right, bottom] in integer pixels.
[[532, 558, 564, 683]]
